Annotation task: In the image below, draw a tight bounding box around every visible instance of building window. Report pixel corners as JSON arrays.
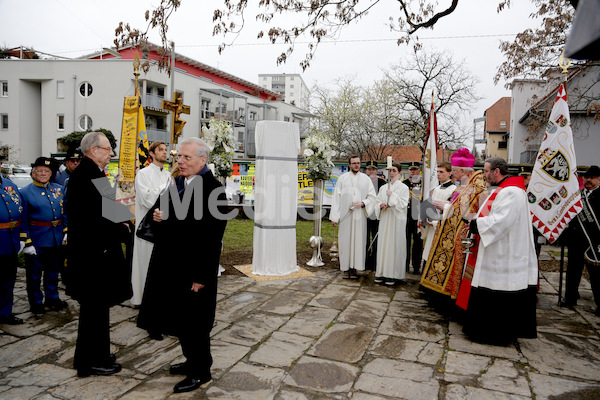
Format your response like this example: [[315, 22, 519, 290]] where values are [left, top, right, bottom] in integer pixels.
[[57, 81, 65, 98], [1, 81, 7, 97], [263, 77, 267, 81], [290, 76, 294, 81], [290, 92, 294, 97], [79, 82, 93, 98], [78, 115, 93, 130], [500, 121, 506, 128], [201, 98, 211, 118], [284, 116, 290, 122], [290, 85, 294, 88], [1, 114, 8, 130], [157, 87, 165, 97], [57, 114, 65, 131], [250, 111, 257, 121], [498, 141, 508, 149], [146, 86, 153, 95]]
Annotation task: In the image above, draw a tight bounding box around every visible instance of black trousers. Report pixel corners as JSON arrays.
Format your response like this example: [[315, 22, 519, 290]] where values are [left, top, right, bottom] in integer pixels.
[[0, 253, 18, 317], [179, 327, 212, 380], [566, 239, 600, 307], [405, 219, 422, 272], [74, 301, 111, 370], [365, 218, 379, 271]]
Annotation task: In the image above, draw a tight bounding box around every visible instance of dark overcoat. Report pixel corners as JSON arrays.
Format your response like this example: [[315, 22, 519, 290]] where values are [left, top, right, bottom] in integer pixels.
[[137, 170, 228, 336], [65, 156, 132, 305]]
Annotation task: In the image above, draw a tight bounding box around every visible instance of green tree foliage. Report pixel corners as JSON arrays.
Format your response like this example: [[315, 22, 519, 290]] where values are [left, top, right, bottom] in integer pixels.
[[58, 128, 117, 152]]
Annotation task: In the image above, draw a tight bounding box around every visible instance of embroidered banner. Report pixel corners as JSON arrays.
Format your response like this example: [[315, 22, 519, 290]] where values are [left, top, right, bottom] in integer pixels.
[[527, 83, 582, 243]]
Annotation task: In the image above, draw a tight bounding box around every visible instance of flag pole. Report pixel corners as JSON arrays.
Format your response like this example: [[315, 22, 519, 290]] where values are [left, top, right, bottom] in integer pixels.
[[557, 51, 571, 307]]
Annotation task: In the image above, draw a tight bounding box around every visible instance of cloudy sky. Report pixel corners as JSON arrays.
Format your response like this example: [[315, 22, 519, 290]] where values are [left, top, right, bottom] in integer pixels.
[[1, 0, 544, 145]]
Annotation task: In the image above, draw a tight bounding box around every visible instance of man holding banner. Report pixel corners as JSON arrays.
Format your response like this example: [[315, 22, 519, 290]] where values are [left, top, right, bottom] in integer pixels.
[[462, 157, 538, 345], [562, 166, 600, 313]]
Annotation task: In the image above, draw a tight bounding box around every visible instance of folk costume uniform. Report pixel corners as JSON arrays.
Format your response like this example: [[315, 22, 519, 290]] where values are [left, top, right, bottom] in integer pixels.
[[330, 171, 377, 273], [421, 180, 456, 265], [375, 179, 410, 282], [66, 156, 132, 373], [563, 185, 600, 308], [137, 166, 228, 382], [131, 163, 170, 305], [365, 171, 387, 271], [402, 175, 423, 273], [20, 180, 67, 311], [0, 177, 26, 324], [463, 177, 538, 344]]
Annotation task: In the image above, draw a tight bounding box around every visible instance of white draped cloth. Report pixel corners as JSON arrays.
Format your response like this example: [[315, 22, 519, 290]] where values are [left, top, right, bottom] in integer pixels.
[[131, 163, 170, 305], [472, 186, 538, 291], [421, 181, 456, 262], [252, 121, 300, 276], [330, 171, 377, 271], [374, 180, 409, 280]]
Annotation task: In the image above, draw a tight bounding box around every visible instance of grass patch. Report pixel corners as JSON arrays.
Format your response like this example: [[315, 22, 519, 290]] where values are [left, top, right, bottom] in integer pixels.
[[223, 218, 337, 253]]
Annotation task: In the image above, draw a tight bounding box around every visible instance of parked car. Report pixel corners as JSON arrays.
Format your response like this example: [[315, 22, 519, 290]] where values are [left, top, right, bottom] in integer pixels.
[[1, 164, 32, 176], [7, 173, 33, 190]]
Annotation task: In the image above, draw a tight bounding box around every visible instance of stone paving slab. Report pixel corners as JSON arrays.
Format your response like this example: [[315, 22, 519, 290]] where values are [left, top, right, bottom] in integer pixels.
[[378, 314, 446, 343], [213, 312, 290, 347], [371, 334, 444, 365], [0, 335, 64, 368], [307, 283, 359, 310], [279, 306, 340, 338], [249, 331, 314, 367], [215, 291, 271, 323], [336, 299, 387, 327], [529, 372, 600, 400], [47, 375, 140, 400], [206, 361, 286, 399], [444, 384, 531, 400], [308, 323, 375, 363], [284, 355, 360, 393], [257, 289, 315, 315]]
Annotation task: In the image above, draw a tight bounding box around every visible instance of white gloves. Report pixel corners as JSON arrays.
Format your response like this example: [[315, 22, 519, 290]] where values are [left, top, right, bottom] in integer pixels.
[[19, 241, 25, 254], [23, 245, 37, 256], [62, 233, 68, 246]]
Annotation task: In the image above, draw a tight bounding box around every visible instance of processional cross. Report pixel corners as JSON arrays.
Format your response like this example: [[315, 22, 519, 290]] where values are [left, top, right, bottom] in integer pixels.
[[162, 92, 191, 145]]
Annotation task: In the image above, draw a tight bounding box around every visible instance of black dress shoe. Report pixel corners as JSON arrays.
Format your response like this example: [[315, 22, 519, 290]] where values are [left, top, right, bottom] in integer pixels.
[[0, 314, 24, 325], [560, 300, 576, 308], [169, 362, 189, 375], [173, 377, 211, 393], [148, 330, 164, 341], [45, 299, 68, 311], [108, 354, 116, 363], [77, 363, 122, 378], [31, 304, 46, 315]]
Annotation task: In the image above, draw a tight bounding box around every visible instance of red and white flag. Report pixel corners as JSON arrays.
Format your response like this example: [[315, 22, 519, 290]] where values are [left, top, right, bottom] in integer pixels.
[[528, 83, 582, 243], [422, 100, 439, 202]]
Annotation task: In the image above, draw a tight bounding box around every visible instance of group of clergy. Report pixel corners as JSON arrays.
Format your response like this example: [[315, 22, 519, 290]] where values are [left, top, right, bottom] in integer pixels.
[[330, 149, 539, 345]]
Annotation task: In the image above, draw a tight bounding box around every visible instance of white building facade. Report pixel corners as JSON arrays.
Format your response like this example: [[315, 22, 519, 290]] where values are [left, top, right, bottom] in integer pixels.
[[258, 73, 310, 110], [0, 45, 313, 164]]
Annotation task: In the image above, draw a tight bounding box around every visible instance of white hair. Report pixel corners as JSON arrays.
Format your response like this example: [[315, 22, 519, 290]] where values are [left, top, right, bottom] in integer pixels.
[[81, 132, 106, 155], [179, 137, 210, 158]]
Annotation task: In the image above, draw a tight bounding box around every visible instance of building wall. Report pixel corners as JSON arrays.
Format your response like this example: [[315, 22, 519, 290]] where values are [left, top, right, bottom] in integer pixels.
[[486, 132, 508, 159], [0, 59, 313, 163], [259, 73, 310, 109]]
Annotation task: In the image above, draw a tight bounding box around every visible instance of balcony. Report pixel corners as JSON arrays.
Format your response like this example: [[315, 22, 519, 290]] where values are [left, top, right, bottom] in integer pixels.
[[143, 94, 167, 111], [147, 128, 170, 143]]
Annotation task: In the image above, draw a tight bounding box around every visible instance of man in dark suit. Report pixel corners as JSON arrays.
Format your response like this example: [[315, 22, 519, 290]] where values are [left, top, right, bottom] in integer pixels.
[[402, 162, 423, 274], [562, 165, 600, 314], [66, 131, 132, 377], [365, 161, 386, 271], [137, 137, 228, 393]]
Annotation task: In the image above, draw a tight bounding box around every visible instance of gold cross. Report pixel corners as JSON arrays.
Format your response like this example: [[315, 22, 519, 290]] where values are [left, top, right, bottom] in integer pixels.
[[162, 92, 191, 145]]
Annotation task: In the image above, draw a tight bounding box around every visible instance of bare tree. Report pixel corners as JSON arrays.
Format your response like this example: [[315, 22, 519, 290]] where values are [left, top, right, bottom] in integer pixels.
[[384, 50, 479, 148], [115, 0, 461, 72]]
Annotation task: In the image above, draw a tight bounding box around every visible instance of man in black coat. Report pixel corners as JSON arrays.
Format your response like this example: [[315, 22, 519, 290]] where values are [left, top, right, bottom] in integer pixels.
[[364, 161, 386, 270], [66, 131, 132, 377], [562, 165, 600, 314], [137, 137, 228, 393]]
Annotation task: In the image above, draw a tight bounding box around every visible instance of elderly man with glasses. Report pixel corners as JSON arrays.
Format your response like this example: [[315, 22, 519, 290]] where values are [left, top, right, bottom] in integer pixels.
[[20, 157, 67, 315], [137, 137, 228, 393], [66, 131, 132, 378]]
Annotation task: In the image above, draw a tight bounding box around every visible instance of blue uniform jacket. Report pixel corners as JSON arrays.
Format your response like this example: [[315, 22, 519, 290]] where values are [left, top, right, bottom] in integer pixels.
[[54, 169, 71, 187], [0, 177, 25, 254], [20, 181, 66, 248]]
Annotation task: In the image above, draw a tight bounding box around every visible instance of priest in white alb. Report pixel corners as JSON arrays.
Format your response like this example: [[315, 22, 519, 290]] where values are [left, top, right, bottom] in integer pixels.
[[131, 141, 171, 306], [330, 156, 377, 279], [462, 157, 538, 344], [374, 161, 409, 285]]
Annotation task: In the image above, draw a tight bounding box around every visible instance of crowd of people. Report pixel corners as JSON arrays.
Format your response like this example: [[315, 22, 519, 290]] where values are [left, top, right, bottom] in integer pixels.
[[331, 150, 600, 345], [1, 135, 599, 391], [0, 132, 226, 393]]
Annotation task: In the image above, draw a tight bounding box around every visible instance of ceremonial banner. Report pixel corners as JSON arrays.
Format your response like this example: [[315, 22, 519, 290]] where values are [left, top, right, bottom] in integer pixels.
[[117, 96, 139, 204], [423, 101, 439, 202], [527, 83, 582, 243]]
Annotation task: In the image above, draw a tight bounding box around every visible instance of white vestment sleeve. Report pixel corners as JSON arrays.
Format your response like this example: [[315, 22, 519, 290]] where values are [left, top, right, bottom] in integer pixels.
[[135, 169, 163, 210], [476, 189, 520, 248]]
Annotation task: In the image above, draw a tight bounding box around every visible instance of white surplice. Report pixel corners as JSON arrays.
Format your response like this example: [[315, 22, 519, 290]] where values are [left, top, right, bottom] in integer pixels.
[[330, 171, 377, 271], [471, 186, 538, 291], [131, 163, 171, 305], [421, 181, 456, 263], [374, 179, 409, 280]]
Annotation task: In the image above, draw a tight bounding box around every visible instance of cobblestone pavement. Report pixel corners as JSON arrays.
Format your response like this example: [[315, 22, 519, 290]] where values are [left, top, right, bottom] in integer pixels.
[[1, 247, 600, 399]]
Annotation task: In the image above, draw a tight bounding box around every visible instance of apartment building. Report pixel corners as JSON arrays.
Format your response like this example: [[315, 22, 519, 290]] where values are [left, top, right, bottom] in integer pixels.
[[258, 73, 310, 110]]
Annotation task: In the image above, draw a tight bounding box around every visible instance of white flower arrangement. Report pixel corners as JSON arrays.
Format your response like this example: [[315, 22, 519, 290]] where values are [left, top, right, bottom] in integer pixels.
[[303, 132, 337, 181], [202, 118, 238, 178]]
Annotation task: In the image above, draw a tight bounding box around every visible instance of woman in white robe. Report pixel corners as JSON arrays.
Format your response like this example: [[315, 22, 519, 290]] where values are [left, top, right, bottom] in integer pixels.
[[374, 162, 410, 285]]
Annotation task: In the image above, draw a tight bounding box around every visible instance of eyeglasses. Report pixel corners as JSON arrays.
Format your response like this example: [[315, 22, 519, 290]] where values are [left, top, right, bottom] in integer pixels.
[[34, 169, 52, 174], [94, 145, 112, 152], [176, 154, 202, 161]]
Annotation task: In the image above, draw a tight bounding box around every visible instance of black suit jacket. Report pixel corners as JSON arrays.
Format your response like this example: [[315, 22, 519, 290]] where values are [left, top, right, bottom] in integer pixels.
[[65, 157, 132, 305], [137, 170, 228, 336]]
